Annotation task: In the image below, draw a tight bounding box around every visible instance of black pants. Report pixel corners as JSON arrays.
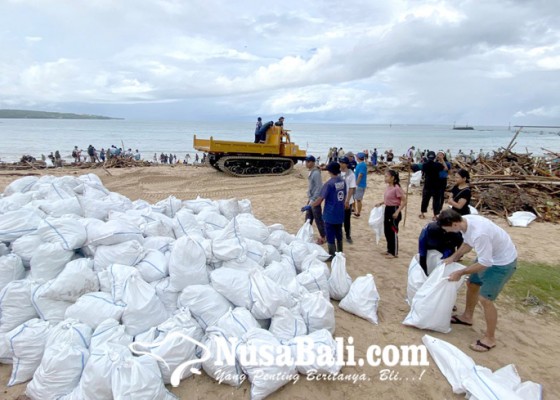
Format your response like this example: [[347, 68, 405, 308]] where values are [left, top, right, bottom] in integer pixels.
[[306, 205, 326, 238], [421, 187, 442, 215], [344, 204, 352, 239], [384, 206, 402, 256]]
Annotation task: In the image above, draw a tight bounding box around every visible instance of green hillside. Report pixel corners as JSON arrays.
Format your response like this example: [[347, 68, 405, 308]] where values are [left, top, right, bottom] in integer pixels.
[[0, 109, 122, 120]]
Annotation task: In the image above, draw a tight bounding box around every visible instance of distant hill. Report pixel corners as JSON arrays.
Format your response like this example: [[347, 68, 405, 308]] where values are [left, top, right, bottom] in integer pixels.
[[0, 109, 123, 120]]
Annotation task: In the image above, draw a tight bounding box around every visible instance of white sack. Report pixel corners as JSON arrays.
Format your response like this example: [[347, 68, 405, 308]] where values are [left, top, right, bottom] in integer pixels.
[[30, 242, 74, 281], [172, 208, 204, 239], [422, 334, 476, 394], [65, 293, 126, 330], [26, 340, 90, 400], [151, 278, 180, 315], [288, 329, 341, 375], [296, 219, 314, 243], [217, 198, 240, 220], [339, 274, 380, 324], [111, 355, 177, 400], [177, 285, 232, 330], [407, 255, 427, 306], [265, 230, 295, 248], [31, 281, 73, 323], [269, 306, 307, 341], [235, 213, 270, 242], [249, 270, 295, 319], [37, 197, 84, 218], [403, 262, 465, 333], [202, 327, 244, 387], [36, 217, 87, 250], [168, 235, 208, 290], [215, 307, 260, 339], [296, 265, 330, 300], [263, 258, 297, 288], [87, 220, 144, 247], [237, 328, 297, 400], [143, 236, 175, 253], [154, 195, 182, 218], [7, 318, 52, 386], [90, 319, 132, 350], [72, 342, 130, 400], [93, 240, 145, 272], [182, 196, 217, 214], [42, 258, 99, 302], [136, 249, 168, 283], [238, 199, 252, 214], [299, 292, 336, 334], [507, 211, 537, 227], [0, 208, 43, 242], [211, 218, 248, 262], [210, 268, 252, 309], [368, 206, 385, 245], [45, 318, 92, 349], [10, 234, 43, 267], [0, 254, 26, 291], [121, 274, 168, 336], [328, 252, 352, 300], [4, 176, 39, 196], [0, 279, 38, 333]]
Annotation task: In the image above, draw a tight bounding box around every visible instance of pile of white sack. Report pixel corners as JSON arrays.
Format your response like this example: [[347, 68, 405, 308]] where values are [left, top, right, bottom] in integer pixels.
[[0, 174, 379, 400]]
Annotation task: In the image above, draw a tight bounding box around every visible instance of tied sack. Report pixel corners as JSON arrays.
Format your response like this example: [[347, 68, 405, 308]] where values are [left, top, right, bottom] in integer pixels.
[[339, 274, 380, 324]]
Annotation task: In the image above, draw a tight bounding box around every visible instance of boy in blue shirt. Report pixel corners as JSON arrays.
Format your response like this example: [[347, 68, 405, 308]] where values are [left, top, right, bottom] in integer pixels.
[[302, 162, 346, 259], [353, 152, 368, 217]]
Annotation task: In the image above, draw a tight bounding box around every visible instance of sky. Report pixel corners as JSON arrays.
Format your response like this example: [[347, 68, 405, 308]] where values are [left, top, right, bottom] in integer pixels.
[[1, 0, 560, 124]]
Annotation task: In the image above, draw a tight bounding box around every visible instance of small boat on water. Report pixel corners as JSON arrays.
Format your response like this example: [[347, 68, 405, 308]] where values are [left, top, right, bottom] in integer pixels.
[[453, 123, 474, 130]]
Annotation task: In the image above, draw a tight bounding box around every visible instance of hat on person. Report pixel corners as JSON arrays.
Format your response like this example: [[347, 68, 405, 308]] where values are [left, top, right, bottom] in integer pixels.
[[326, 162, 341, 175], [304, 155, 316, 162], [437, 149, 445, 155], [345, 151, 354, 158], [339, 156, 350, 164], [357, 152, 365, 160], [427, 151, 436, 160]]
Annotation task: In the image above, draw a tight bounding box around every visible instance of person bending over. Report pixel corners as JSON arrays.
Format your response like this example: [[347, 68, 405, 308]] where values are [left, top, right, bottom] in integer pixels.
[[438, 209, 517, 352], [418, 221, 463, 275]]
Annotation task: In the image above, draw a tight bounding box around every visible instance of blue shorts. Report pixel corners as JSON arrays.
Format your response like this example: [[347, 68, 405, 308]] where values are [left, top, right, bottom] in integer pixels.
[[354, 187, 366, 201], [469, 259, 517, 301]]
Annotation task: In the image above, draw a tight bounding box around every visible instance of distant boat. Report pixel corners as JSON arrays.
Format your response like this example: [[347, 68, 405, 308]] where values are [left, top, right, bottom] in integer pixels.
[[453, 122, 474, 130]]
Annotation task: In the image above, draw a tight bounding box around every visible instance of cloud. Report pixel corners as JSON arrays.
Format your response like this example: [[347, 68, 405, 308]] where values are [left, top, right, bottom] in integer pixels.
[[0, 0, 559, 123]]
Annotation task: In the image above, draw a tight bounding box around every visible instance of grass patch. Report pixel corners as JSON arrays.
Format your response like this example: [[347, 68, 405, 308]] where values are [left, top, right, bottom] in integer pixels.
[[503, 261, 560, 316]]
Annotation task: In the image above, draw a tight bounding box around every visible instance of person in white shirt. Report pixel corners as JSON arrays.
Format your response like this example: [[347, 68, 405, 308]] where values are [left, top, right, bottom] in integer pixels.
[[438, 209, 517, 353], [339, 156, 357, 244]]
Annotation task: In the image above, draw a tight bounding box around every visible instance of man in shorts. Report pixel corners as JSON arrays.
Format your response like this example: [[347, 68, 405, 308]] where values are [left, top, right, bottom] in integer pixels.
[[353, 152, 367, 217], [437, 209, 517, 352]]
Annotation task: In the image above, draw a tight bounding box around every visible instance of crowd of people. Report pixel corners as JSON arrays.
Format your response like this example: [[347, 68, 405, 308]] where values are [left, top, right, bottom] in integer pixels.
[[302, 145, 517, 354]]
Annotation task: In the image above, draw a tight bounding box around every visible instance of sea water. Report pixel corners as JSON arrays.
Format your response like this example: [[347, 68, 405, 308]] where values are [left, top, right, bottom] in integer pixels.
[[0, 119, 558, 163]]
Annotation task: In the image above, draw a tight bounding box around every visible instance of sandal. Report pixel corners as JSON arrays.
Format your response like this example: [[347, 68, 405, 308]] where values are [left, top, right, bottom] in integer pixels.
[[418, 214, 426, 219], [469, 339, 495, 352]]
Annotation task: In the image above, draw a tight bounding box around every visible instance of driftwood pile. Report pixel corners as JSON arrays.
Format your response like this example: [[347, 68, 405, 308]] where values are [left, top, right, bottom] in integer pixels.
[[460, 149, 560, 222]]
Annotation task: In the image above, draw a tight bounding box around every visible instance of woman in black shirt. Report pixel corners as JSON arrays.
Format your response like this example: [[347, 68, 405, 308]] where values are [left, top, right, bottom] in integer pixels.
[[448, 169, 471, 215]]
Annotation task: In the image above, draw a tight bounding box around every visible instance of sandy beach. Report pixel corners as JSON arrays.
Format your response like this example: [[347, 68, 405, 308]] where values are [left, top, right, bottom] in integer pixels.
[[1, 164, 559, 399]]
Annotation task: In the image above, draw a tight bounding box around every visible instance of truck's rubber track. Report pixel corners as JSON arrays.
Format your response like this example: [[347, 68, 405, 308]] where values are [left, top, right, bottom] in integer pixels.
[[216, 156, 294, 177]]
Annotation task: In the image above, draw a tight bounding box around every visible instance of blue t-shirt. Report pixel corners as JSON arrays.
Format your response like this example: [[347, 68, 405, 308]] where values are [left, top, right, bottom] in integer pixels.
[[355, 162, 367, 188], [320, 176, 346, 224]]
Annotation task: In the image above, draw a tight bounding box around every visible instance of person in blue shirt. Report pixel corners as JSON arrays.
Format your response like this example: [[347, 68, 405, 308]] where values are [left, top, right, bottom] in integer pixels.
[[302, 162, 346, 259], [353, 152, 368, 217], [418, 221, 463, 275]]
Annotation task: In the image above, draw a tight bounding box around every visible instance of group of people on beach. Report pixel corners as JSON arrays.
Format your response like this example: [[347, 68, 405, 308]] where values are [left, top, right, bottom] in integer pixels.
[[303, 146, 517, 354]]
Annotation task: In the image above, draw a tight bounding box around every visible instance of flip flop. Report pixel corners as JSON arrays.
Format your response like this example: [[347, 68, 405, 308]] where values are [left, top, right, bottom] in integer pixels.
[[450, 315, 473, 326], [469, 340, 495, 352]]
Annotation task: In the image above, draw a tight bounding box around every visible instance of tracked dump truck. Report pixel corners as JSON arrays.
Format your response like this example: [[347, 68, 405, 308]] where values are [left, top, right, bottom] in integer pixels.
[[193, 125, 307, 177]]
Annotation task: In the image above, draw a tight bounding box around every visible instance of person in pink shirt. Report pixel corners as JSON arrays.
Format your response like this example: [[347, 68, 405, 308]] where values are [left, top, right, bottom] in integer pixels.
[[375, 170, 407, 259]]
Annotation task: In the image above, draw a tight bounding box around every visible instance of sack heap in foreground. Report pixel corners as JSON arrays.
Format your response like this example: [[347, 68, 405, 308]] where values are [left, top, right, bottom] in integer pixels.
[[0, 173, 378, 400]]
